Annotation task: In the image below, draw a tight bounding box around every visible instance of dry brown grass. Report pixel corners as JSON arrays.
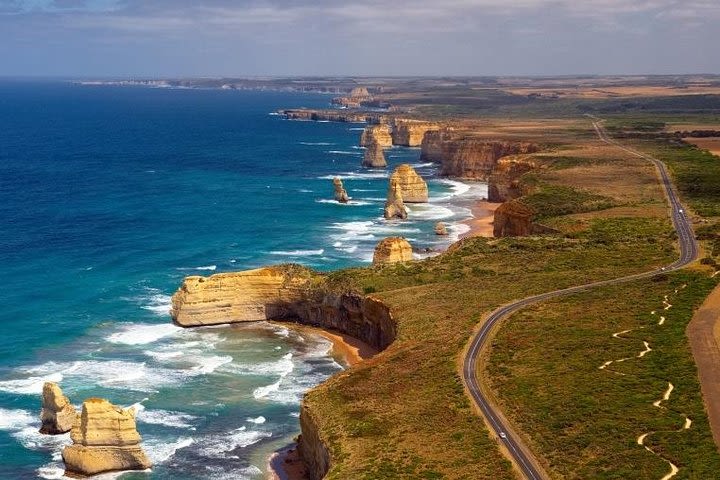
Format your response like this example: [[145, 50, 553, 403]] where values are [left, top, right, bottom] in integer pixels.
[[504, 85, 720, 99]]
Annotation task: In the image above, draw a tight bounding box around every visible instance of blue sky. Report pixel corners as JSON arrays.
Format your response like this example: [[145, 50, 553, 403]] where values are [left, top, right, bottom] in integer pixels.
[[0, 0, 718, 77]]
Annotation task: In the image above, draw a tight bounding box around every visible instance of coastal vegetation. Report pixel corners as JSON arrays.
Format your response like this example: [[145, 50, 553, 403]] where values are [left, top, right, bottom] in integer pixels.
[[293, 114, 720, 478]]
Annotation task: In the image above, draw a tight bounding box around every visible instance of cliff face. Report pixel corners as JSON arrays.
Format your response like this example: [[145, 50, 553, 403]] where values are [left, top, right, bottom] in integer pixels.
[[373, 237, 413, 265], [493, 200, 536, 237], [170, 267, 312, 326], [362, 141, 387, 168], [297, 405, 330, 480], [360, 124, 393, 148], [487, 155, 538, 202], [281, 109, 385, 124], [62, 398, 151, 476], [420, 131, 539, 180], [391, 120, 440, 147], [171, 267, 397, 479], [390, 164, 428, 203]]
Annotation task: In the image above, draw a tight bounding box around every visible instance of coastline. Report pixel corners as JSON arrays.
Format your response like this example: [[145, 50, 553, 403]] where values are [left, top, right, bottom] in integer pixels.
[[460, 200, 500, 239], [267, 323, 378, 480]]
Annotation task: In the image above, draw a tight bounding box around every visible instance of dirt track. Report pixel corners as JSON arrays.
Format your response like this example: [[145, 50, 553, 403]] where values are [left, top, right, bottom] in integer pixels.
[[687, 282, 720, 451]]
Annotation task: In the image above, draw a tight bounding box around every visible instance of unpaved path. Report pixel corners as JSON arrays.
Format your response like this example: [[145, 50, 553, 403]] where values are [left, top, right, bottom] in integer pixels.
[[687, 281, 720, 451]]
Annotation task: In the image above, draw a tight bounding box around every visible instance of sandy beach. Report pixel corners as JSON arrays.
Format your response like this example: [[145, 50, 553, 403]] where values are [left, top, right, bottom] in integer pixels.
[[460, 200, 500, 239]]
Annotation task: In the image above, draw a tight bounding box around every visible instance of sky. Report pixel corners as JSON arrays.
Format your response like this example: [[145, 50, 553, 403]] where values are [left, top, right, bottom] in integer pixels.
[[0, 0, 718, 77]]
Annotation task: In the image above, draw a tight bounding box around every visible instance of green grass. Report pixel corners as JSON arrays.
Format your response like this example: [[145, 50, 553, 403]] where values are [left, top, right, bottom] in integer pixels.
[[297, 112, 720, 479], [487, 271, 720, 478]]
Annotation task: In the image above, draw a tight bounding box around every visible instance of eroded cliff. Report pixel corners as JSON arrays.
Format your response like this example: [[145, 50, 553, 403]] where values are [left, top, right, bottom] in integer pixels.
[[420, 131, 539, 180], [360, 124, 393, 148], [171, 266, 397, 479], [391, 120, 440, 147]]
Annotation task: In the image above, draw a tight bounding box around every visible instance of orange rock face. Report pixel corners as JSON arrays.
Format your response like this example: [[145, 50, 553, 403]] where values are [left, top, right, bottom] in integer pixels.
[[389, 164, 428, 203], [360, 124, 393, 148], [39, 382, 76, 435], [384, 177, 407, 219], [391, 120, 440, 147], [62, 398, 151, 476], [333, 177, 350, 203], [362, 141, 387, 168], [372, 237, 413, 265], [421, 131, 539, 179], [493, 200, 536, 237]]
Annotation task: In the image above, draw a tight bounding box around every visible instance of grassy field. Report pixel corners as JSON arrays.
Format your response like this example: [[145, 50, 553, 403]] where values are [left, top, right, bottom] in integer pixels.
[[487, 271, 720, 479], [300, 117, 704, 478]]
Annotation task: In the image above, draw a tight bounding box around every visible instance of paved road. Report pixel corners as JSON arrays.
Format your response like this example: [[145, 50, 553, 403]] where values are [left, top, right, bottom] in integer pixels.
[[462, 120, 699, 480]]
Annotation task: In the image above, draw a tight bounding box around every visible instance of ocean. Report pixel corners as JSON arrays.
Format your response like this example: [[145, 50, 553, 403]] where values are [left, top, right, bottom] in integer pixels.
[[0, 81, 486, 479]]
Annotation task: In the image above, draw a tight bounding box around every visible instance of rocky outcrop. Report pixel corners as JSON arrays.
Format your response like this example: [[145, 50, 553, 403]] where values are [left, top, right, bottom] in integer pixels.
[[62, 398, 151, 476], [390, 164, 428, 203], [39, 382, 76, 435], [434, 222, 448, 236], [384, 177, 407, 220], [493, 200, 536, 237], [487, 155, 538, 202], [171, 268, 396, 352], [333, 177, 350, 203], [391, 120, 440, 147], [297, 405, 330, 480], [362, 141, 387, 168], [331, 87, 372, 108], [373, 237, 413, 265], [171, 267, 313, 326], [420, 131, 539, 179], [280, 109, 385, 124], [360, 124, 393, 148]]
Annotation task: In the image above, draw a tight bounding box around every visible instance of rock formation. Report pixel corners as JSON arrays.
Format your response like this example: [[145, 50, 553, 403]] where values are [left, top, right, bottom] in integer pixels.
[[360, 124, 393, 148], [280, 109, 385, 124], [349, 87, 370, 99], [39, 382, 76, 435], [62, 398, 151, 476], [333, 177, 350, 203], [493, 200, 536, 237], [373, 237, 413, 265], [390, 164, 428, 203], [362, 141, 387, 168], [384, 178, 407, 220], [434, 222, 448, 236], [391, 120, 440, 147], [171, 267, 312, 327], [420, 131, 539, 179], [331, 87, 372, 108], [487, 155, 538, 202]]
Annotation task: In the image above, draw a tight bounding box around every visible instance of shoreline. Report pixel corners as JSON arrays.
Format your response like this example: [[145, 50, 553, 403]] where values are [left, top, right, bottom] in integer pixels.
[[267, 322, 378, 480], [460, 200, 501, 239]]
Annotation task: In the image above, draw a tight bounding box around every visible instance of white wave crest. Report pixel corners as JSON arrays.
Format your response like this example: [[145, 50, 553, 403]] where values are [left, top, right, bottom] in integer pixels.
[[107, 323, 182, 345], [269, 249, 324, 256]]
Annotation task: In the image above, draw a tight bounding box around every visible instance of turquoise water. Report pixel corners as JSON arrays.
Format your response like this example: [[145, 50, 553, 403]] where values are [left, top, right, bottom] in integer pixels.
[[0, 81, 485, 479]]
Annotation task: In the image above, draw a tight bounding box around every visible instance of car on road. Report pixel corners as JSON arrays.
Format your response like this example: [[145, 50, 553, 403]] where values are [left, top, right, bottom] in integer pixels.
[[499, 432, 507, 439]]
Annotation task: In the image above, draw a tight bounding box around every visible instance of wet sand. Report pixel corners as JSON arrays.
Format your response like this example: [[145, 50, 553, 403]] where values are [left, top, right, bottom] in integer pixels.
[[460, 200, 500, 239]]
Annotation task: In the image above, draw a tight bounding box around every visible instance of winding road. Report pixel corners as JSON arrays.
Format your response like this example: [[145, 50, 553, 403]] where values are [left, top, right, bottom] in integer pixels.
[[461, 119, 698, 480]]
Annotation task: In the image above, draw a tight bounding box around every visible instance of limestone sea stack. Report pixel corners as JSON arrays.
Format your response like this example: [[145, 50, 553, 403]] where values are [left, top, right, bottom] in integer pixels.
[[360, 124, 393, 148], [384, 178, 407, 220], [373, 237, 413, 265], [39, 382, 76, 435], [362, 141, 387, 168], [62, 398, 151, 476], [390, 164, 428, 203], [171, 267, 312, 326], [333, 177, 350, 203], [434, 222, 448, 236]]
